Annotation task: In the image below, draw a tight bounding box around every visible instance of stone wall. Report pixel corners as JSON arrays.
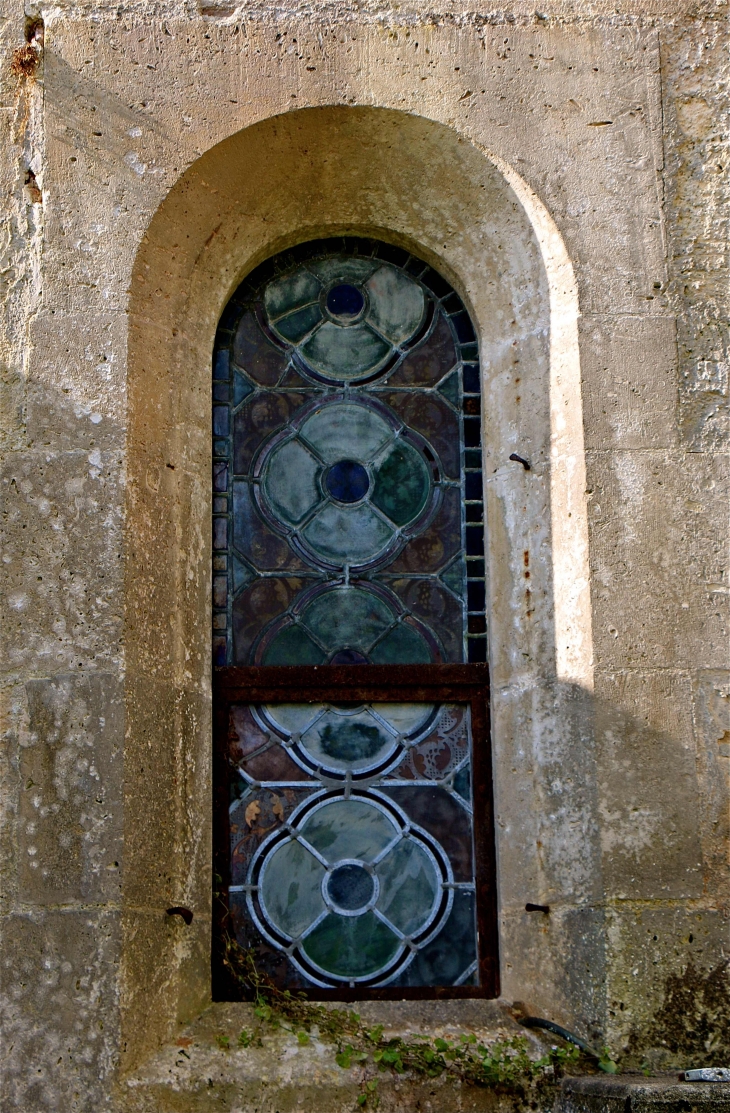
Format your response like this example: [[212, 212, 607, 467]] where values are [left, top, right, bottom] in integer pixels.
[[0, 2, 727, 1110]]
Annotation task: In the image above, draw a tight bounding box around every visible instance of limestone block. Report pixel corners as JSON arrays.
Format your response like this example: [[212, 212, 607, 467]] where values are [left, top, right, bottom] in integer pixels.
[[660, 15, 730, 453], [500, 903, 607, 1042], [691, 669, 730, 904], [492, 679, 601, 911], [0, 908, 120, 1112], [594, 669, 703, 901], [581, 316, 678, 450], [120, 906, 210, 1075], [123, 678, 211, 912], [18, 672, 123, 906], [604, 904, 730, 1065], [588, 449, 728, 669], [24, 378, 124, 457], [474, 23, 667, 314], [26, 309, 129, 440], [1, 448, 124, 675], [560, 1075, 730, 1113]]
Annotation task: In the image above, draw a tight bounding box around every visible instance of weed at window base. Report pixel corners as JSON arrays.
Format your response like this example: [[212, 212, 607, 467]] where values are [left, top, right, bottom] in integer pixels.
[[219, 929, 586, 1110]]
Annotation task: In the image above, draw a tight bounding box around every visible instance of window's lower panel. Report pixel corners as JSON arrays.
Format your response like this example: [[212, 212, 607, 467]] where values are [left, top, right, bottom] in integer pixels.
[[213, 665, 498, 1000]]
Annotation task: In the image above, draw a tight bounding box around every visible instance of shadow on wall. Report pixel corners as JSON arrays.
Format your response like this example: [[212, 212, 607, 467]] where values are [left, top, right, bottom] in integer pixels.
[[116, 104, 729, 1072], [493, 672, 728, 1067], [2, 350, 727, 1107]]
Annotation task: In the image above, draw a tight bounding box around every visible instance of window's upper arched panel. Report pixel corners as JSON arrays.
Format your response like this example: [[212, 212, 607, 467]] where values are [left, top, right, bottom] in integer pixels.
[[212, 237, 485, 669]]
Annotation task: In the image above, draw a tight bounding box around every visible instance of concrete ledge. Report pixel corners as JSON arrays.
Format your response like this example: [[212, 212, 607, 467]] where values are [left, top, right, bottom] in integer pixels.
[[559, 1075, 730, 1113], [120, 999, 557, 1113]]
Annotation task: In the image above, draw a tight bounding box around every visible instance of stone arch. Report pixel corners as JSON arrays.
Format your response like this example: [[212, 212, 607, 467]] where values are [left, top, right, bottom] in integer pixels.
[[123, 105, 592, 1068]]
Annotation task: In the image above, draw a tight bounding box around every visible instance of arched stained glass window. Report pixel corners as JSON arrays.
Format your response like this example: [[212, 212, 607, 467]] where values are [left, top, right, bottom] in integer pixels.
[[212, 239, 498, 998]]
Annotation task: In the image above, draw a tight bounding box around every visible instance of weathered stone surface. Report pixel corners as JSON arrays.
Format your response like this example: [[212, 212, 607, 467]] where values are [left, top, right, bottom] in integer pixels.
[[605, 906, 730, 1067], [0, 908, 120, 1112], [18, 672, 123, 905], [559, 1075, 730, 1113], [587, 450, 727, 669], [581, 316, 678, 451], [594, 669, 703, 901], [122, 1000, 551, 1113], [0, 447, 124, 674], [0, 1, 728, 1109]]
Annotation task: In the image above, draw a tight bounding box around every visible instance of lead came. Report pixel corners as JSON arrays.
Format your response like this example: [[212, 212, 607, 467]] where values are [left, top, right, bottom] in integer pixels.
[[213, 239, 487, 990]]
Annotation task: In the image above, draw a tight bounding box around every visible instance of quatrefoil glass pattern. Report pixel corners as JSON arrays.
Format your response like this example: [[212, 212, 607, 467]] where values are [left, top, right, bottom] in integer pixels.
[[226, 701, 478, 988], [212, 238, 486, 668], [213, 239, 485, 991]]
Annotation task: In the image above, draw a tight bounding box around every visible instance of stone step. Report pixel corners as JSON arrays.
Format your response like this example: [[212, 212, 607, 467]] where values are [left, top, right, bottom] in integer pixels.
[[558, 1075, 730, 1113]]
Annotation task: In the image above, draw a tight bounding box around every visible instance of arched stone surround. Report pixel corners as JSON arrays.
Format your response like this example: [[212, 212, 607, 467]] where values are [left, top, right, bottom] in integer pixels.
[[124, 104, 594, 1068]]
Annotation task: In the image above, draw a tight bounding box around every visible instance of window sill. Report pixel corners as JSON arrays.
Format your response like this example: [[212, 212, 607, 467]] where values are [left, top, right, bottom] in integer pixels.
[[122, 998, 551, 1113]]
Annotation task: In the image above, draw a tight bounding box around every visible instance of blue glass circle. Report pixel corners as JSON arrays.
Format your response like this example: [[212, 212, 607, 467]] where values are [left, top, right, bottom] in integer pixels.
[[325, 459, 370, 503], [329, 649, 370, 666], [327, 863, 374, 912], [326, 283, 365, 317]]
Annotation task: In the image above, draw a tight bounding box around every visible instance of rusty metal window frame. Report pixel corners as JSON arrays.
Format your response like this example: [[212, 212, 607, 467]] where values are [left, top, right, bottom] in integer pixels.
[[213, 662, 499, 1000]]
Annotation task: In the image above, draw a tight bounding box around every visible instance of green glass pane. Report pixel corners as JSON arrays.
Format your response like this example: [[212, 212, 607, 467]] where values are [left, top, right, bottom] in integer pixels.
[[302, 587, 394, 654], [300, 403, 393, 463], [371, 703, 434, 737], [440, 557, 466, 599], [263, 704, 324, 736], [390, 891, 477, 987], [232, 555, 255, 594], [309, 257, 378, 285], [262, 439, 322, 526], [300, 322, 391, 381], [265, 268, 322, 320], [301, 503, 394, 566], [299, 798, 397, 863], [370, 624, 432, 665], [260, 840, 326, 938], [376, 839, 439, 935], [273, 303, 323, 343], [364, 264, 425, 345], [262, 624, 326, 666], [302, 910, 400, 978], [371, 442, 431, 527], [437, 370, 460, 409], [301, 709, 395, 772], [453, 763, 471, 803]]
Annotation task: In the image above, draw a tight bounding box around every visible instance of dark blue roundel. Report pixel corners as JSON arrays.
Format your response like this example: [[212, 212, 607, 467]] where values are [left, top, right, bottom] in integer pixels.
[[326, 863, 375, 911], [326, 283, 365, 318], [325, 459, 370, 503]]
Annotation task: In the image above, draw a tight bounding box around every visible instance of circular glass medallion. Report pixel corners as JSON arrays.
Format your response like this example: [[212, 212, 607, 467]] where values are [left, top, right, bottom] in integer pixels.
[[248, 791, 454, 985], [326, 284, 365, 319], [325, 459, 370, 503], [256, 398, 437, 572], [263, 257, 426, 383], [325, 861, 376, 914]]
